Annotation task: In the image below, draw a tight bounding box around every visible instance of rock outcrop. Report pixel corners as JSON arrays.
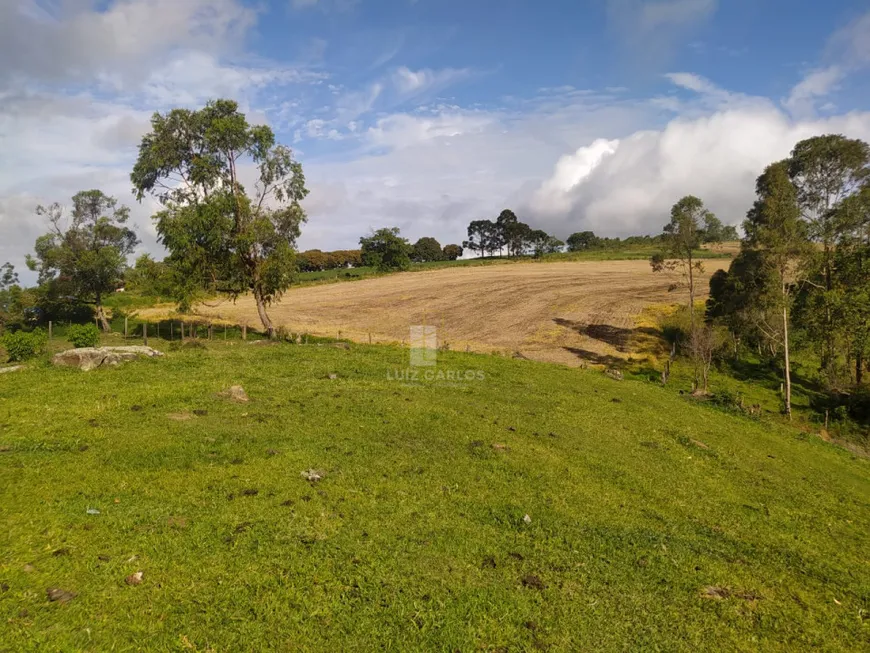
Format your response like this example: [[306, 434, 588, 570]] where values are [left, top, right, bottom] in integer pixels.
[[52, 346, 164, 371]]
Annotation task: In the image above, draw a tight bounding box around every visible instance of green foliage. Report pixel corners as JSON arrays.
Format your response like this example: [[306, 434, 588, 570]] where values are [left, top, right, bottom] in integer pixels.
[[464, 210, 564, 258], [566, 231, 602, 251], [0, 262, 18, 289], [26, 190, 138, 331], [411, 237, 444, 262], [442, 244, 463, 260], [0, 263, 26, 330], [359, 227, 413, 271], [787, 135, 870, 372], [1, 328, 47, 362], [131, 99, 309, 333], [651, 196, 720, 334], [66, 323, 101, 348], [463, 219, 500, 257], [297, 249, 362, 272]]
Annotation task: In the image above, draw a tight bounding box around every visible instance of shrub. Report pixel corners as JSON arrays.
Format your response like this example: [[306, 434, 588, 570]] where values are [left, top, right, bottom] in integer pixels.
[[1, 329, 47, 362], [67, 323, 101, 348]]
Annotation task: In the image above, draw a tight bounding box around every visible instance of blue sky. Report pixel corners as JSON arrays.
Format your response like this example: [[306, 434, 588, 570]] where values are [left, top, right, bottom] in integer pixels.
[[2, 0, 870, 281]]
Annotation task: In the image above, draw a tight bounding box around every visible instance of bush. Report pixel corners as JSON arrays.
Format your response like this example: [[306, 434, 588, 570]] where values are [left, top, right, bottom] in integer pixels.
[[67, 323, 101, 348], [1, 329, 47, 362]]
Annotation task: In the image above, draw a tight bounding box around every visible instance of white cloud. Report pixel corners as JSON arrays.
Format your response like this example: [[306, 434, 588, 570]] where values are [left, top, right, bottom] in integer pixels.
[[392, 66, 471, 95], [138, 52, 325, 108], [782, 10, 870, 119], [531, 139, 619, 215], [529, 95, 870, 238], [782, 66, 845, 118], [0, 0, 258, 86]]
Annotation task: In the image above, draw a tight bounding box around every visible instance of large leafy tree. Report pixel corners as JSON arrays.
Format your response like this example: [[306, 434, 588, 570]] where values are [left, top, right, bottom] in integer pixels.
[[0, 263, 21, 330], [707, 250, 779, 359], [411, 237, 444, 263], [830, 184, 870, 384], [496, 210, 533, 257], [130, 99, 308, 336], [360, 228, 413, 271], [566, 231, 601, 252], [651, 195, 722, 334], [742, 161, 811, 417], [27, 190, 138, 331], [528, 230, 564, 257], [442, 244, 463, 260], [0, 263, 18, 290], [788, 135, 869, 369], [464, 219, 500, 257]]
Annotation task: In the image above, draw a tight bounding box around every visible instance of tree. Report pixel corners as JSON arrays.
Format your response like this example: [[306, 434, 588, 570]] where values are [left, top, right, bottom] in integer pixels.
[[0, 263, 21, 330], [651, 196, 719, 335], [566, 231, 601, 251], [707, 250, 779, 360], [27, 190, 138, 331], [528, 230, 564, 257], [743, 161, 811, 417], [0, 263, 17, 290], [722, 225, 740, 241], [464, 219, 501, 257], [411, 237, 444, 263], [496, 210, 534, 257], [830, 184, 870, 385], [131, 99, 308, 336], [442, 244, 463, 260], [788, 135, 870, 369], [360, 228, 412, 271], [702, 214, 737, 244], [125, 254, 177, 298]]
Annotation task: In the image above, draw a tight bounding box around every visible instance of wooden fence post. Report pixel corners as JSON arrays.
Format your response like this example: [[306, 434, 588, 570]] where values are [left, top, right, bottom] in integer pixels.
[[48, 321, 53, 341], [208, 323, 213, 340], [242, 325, 247, 341], [170, 321, 173, 340], [224, 325, 227, 340], [124, 317, 128, 340], [143, 322, 148, 347]]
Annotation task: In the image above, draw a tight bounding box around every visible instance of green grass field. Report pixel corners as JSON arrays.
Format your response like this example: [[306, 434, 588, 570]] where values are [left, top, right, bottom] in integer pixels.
[[1, 341, 868, 651]]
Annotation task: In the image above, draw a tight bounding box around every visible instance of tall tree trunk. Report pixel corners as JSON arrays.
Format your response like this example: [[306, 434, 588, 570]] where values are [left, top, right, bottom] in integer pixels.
[[688, 251, 696, 335], [253, 287, 274, 338], [95, 295, 110, 332], [782, 302, 792, 419]]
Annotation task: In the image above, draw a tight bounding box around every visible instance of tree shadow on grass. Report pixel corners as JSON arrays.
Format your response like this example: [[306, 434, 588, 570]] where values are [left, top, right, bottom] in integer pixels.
[[554, 318, 664, 356], [723, 357, 822, 396], [563, 347, 626, 367]]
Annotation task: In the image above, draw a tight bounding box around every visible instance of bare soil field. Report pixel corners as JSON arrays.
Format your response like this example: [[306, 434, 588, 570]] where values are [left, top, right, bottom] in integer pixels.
[[180, 259, 729, 366]]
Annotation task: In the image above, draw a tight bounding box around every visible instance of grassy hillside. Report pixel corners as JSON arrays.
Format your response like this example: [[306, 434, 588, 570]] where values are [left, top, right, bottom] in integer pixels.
[[1, 342, 868, 651]]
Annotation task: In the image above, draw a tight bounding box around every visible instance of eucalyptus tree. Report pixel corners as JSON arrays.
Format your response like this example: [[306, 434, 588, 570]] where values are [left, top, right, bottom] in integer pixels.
[[27, 190, 138, 331], [131, 99, 308, 336], [743, 161, 811, 417]]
